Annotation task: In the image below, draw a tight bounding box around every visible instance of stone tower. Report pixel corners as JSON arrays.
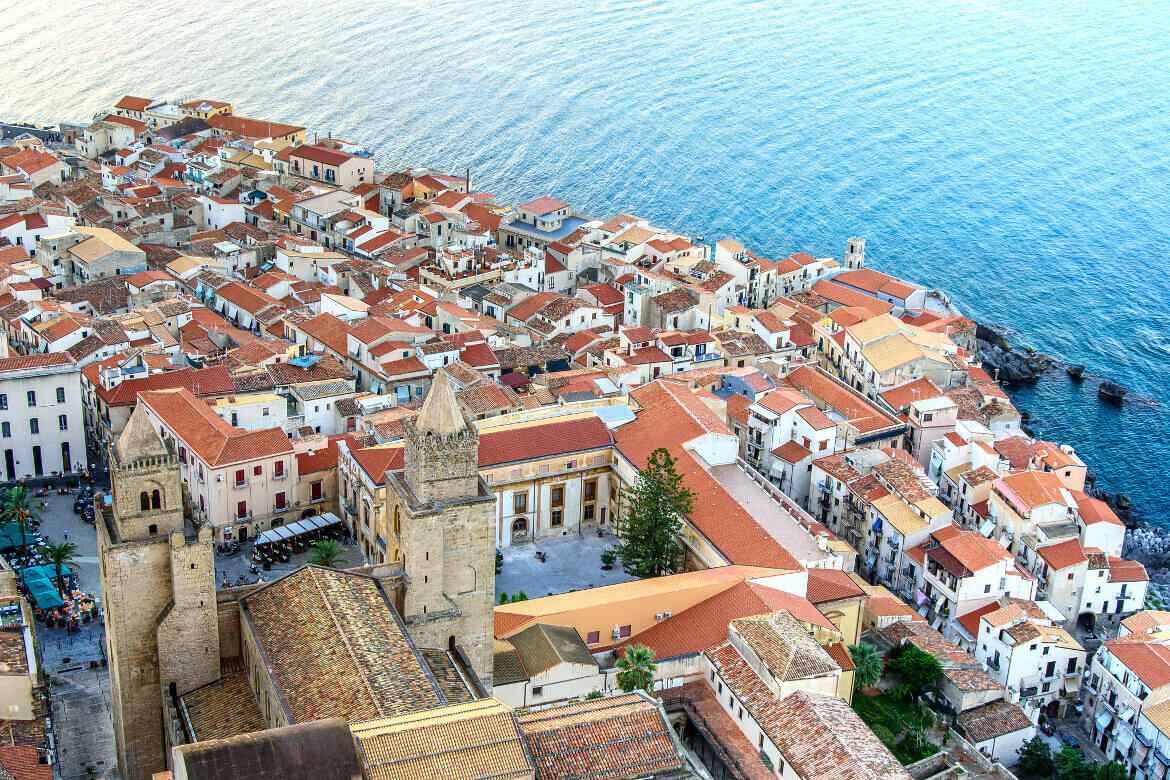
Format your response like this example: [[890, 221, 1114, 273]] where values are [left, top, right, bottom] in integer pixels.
[[845, 237, 865, 269], [387, 370, 496, 688], [97, 405, 220, 780]]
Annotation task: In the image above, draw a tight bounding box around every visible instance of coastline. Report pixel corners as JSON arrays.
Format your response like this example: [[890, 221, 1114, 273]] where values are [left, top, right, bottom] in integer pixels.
[[977, 324, 1169, 605]]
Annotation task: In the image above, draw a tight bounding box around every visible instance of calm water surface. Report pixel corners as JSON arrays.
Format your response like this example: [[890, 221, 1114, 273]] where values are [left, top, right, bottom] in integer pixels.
[[4, 0, 1169, 519]]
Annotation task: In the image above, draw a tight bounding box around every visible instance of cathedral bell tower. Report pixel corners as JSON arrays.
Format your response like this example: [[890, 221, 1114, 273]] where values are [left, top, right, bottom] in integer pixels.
[[97, 405, 220, 780], [386, 370, 497, 688]]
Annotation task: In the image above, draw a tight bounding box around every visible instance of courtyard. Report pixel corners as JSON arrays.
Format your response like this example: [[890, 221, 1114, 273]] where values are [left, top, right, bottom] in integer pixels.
[[496, 528, 636, 602]]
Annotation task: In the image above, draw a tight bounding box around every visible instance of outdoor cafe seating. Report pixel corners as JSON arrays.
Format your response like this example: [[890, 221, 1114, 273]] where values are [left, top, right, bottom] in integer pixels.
[[251, 513, 343, 568]]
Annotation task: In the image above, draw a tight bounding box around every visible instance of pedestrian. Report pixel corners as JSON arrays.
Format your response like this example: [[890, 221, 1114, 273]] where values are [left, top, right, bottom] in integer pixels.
[[62, 529, 67, 540]]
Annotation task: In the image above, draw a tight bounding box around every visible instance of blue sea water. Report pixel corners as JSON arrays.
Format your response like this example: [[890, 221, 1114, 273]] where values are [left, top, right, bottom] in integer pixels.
[[3, 0, 1169, 521]]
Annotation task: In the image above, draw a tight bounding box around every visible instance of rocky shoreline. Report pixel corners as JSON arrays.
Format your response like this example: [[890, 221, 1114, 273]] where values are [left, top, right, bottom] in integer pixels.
[[975, 322, 1169, 606]]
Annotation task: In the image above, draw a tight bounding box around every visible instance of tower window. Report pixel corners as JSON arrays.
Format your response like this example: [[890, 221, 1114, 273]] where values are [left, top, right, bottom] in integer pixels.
[[148, 524, 157, 535], [140, 491, 150, 511], [151, 489, 161, 510]]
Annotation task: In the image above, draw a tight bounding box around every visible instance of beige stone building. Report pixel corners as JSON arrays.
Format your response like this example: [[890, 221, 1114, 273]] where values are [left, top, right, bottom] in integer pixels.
[[97, 406, 220, 780]]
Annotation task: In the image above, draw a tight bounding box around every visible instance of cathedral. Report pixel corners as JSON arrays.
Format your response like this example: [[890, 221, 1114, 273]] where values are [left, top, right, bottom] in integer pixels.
[[97, 371, 496, 779]]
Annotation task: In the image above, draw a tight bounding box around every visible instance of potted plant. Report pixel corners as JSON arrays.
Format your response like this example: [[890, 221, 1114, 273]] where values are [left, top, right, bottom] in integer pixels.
[[600, 548, 617, 570]]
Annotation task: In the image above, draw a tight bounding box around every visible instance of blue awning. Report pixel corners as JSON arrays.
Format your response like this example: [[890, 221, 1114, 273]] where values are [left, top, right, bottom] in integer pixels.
[[1097, 711, 1113, 732]]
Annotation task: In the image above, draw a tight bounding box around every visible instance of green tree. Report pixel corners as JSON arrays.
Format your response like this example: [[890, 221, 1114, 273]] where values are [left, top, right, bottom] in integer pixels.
[[1054, 744, 1095, 780], [509, 591, 528, 603], [2, 487, 40, 549], [887, 645, 943, 701], [849, 643, 885, 691], [39, 541, 77, 598], [615, 644, 657, 693], [1016, 736, 1056, 777], [499, 591, 509, 604], [1097, 761, 1128, 780], [308, 538, 344, 568], [617, 448, 693, 579]]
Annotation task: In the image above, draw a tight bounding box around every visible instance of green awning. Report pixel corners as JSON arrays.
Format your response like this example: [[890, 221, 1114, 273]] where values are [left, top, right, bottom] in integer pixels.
[[26, 580, 63, 610]]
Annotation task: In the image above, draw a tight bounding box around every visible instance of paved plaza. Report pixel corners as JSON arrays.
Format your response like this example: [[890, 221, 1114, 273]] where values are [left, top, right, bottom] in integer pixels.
[[496, 528, 636, 602]]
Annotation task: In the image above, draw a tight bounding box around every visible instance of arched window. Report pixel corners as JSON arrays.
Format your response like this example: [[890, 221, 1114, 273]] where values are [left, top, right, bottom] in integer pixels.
[[140, 491, 150, 511], [151, 489, 161, 510]]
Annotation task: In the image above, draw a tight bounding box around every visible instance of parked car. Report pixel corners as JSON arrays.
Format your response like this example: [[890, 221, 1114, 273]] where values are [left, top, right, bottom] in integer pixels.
[[1062, 733, 1079, 748]]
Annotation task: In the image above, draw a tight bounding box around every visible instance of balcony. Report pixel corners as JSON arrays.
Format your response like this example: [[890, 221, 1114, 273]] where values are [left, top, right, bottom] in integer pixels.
[[234, 480, 246, 489], [236, 511, 252, 521], [987, 658, 1001, 672]]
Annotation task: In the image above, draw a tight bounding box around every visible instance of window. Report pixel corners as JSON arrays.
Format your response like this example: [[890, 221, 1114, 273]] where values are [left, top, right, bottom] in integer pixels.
[[26, 391, 34, 407], [584, 504, 594, 521], [56, 387, 65, 404], [1068, 657, 1078, 674], [140, 491, 150, 511], [984, 583, 991, 593], [0, 423, 8, 438], [151, 490, 161, 509], [28, 419, 37, 435], [275, 492, 286, 510], [513, 492, 527, 513], [274, 460, 284, 477], [58, 414, 68, 431], [619, 625, 631, 638], [584, 479, 597, 501], [0, 395, 6, 410], [587, 631, 599, 644], [235, 469, 245, 487], [531, 685, 542, 696], [1046, 661, 1056, 678], [253, 465, 262, 476], [179, 447, 186, 464], [551, 509, 563, 527], [551, 486, 564, 507], [311, 481, 322, 501], [237, 501, 248, 518]]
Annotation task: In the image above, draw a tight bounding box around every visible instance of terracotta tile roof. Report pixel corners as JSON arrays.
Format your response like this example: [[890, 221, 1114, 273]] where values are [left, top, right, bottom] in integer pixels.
[[958, 602, 999, 638], [296, 436, 342, 474], [956, 699, 1033, 744], [879, 377, 943, 411], [179, 669, 266, 741], [709, 644, 908, 780], [617, 580, 830, 660], [806, 568, 866, 604], [785, 366, 900, 435], [516, 694, 683, 780], [0, 745, 51, 780], [351, 416, 613, 484], [1073, 490, 1123, 527], [1037, 538, 1086, 571], [614, 382, 800, 571], [99, 365, 235, 407], [809, 280, 895, 315], [880, 621, 1001, 692], [772, 440, 812, 463], [1108, 557, 1148, 583], [731, 612, 839, 681], [351, 699, 532, 780], [138, 387, 292, 466], [241, 566, 446, 724], [1106, 639, 1170, 690], [0, 353, 74, 373]]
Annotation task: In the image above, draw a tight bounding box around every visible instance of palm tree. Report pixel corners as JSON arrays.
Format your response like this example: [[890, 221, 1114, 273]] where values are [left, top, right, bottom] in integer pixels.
[[39, 541, 78, 598], [849, 643, 885, 692], [308, 539, 344, 568], [615, 644, 657, 693], [2, 487, 39, 549]]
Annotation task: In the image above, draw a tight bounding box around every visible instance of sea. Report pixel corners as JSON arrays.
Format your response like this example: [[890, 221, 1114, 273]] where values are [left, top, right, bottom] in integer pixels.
[[3, 0, 1169, 523]]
